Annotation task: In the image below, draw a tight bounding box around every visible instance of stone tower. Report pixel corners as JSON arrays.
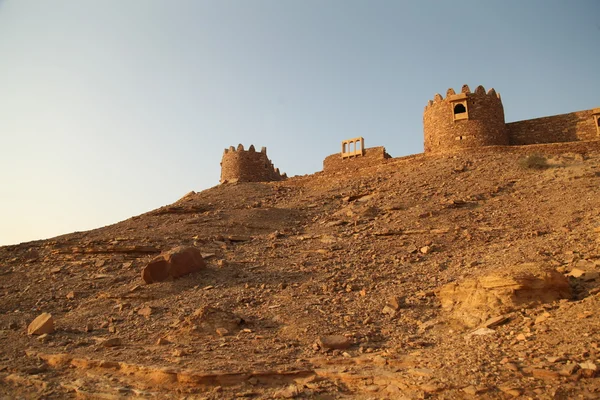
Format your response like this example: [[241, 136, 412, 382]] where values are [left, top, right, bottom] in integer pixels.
[[423, 84, 509, 153], [220, 144, 287, 184]]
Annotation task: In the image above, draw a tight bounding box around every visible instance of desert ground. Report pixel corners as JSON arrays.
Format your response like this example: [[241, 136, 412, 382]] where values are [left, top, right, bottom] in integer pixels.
[[1, 145, 599, 399]]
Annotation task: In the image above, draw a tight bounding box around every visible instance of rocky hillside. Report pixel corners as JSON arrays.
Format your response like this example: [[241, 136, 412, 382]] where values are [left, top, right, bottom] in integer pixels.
[[1, 146, 600, 399]]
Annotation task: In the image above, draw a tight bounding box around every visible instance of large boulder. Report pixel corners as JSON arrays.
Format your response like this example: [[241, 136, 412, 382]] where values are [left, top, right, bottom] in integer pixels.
[[438, 263, 571, 328], [142, 246, 206, 284]]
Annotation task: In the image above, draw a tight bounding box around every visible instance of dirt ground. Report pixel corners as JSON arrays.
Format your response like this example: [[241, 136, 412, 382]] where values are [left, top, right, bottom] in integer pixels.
[[1, 145, 600, 399]]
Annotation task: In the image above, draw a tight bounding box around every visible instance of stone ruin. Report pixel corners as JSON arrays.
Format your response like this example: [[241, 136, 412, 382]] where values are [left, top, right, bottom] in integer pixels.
[[220, 144, 287, 184]]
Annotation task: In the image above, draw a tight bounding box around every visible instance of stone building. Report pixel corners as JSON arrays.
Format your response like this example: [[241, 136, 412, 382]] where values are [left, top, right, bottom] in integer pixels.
[[220, 144, 287, 184], [424, 84, 600, 153]]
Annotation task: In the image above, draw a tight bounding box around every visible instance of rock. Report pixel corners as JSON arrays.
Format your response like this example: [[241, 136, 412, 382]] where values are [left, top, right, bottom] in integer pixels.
[[381, 305, 397, 316], [579, 361, 597, 377], [27, 313, 54, 335], [531, 368, 560, 379], [463, 385, 487, 395], [560, 363, 579, 376], [420, 246, 431, 254], [274, 384, 301, 399], [187, 306, 243, 335], [156, 338, 170, 345], [142, 246, 206, 284], [66, 291, 76, 300], [215, 327, 229, 336], [480, 315, 509, 329], [318, 335, 352, 350], [102, 338, 122, 347], [437, 263, 571, 327], [498, 386, 522, 398], [137, 306, 152, 318], [37, 334, 50, 342], [468, 327, 495, 337]]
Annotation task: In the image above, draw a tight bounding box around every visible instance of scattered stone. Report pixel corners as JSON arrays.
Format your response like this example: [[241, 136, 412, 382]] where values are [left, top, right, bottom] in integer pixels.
[[37, 334, 50, 342], [27, 313, 54, 335], [101, 338, 122, 347], [498, 386, 522, 398], [274, 384, 301, 399], [137, 306, 152, 318], [534, 312, 551, 325], [186, 306, 243, 335], [216, 327, 229, 336], [142, 246, 206, 284], [462, 385, 487, 395], [468, 327, 495, 337], [480, 315, 509, 329], [531, 368, 560, 379], [172, 349, 187, 357], [438, 263, 571, 327], [560, 363, 579, 376], [579, 361, 597, 377], [318, 335, 351, 350]]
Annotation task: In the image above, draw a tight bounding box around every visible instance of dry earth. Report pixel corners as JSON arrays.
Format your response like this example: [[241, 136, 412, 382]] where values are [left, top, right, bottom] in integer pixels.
[[1, 146, 600, 399]]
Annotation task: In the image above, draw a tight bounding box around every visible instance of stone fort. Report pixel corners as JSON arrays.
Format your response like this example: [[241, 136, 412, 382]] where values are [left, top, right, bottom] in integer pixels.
[[220, 144, 287, 184], [220, 84, 600, 181]]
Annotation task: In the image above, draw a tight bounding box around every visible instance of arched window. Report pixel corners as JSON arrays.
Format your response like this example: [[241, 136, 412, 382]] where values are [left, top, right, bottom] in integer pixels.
[[454, 103, 467, 115]]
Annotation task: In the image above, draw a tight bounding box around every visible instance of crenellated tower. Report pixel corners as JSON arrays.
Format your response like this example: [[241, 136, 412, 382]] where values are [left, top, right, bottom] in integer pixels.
[[220, 144, 287, 184], [423, 84, 509, 153]]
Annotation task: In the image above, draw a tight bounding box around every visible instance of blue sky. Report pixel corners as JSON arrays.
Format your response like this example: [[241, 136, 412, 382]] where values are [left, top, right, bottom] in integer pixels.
[[0, 0, 599, 245]]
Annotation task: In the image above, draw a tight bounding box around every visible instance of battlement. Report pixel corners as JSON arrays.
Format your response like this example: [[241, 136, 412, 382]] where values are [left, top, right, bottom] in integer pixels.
[[425, 84, 599, 153], [424, 84, 510, 153], [424, 85, 502, 113], [220, 144, 287, 184]]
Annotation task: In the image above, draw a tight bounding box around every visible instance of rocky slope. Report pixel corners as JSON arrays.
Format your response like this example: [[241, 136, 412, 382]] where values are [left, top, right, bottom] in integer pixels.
[[1, 146, 600, 399]]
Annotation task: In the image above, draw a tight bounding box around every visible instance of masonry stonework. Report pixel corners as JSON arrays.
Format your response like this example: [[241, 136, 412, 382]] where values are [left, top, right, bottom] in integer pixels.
[[220, 144, 287, 184], [424, 85, 509, 153], [323, 146, 391, 173], [507, 110, 599, 145], [424, 84, 599, 153]]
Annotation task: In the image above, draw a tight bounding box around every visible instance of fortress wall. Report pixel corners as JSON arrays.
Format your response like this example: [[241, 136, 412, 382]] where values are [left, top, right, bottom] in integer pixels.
[[423, 86, 509, 153], [323, 146, 391, 173], [220, 145, 286, 183], [507, 109, 599, 145]]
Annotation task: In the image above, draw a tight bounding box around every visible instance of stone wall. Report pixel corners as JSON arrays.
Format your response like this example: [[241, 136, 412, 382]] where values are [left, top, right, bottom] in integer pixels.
[[220, 144, 287, 184], [424, 85, 509, 153], [323, 146, 391, 173], [507, 109, 599, 145]]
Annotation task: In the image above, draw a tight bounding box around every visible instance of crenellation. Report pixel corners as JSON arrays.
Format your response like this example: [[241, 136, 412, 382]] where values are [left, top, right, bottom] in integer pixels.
[[220, 144, 286, 184], [220, 83, 598, 180], [425, 84, 598, 153]]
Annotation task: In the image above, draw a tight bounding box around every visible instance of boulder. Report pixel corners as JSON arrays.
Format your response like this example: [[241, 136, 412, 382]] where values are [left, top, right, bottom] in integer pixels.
[[438, 263, 571, 328], [141, 246, 206, 284], [27, 313, 54, 335]]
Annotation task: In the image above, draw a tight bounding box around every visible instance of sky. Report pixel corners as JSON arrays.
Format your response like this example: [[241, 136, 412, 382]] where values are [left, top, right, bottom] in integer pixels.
[[0, 0, 599, 246]]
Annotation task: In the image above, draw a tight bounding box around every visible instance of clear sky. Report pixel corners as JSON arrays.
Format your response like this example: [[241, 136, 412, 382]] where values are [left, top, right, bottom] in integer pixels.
[[0, 0, 599, 245]]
